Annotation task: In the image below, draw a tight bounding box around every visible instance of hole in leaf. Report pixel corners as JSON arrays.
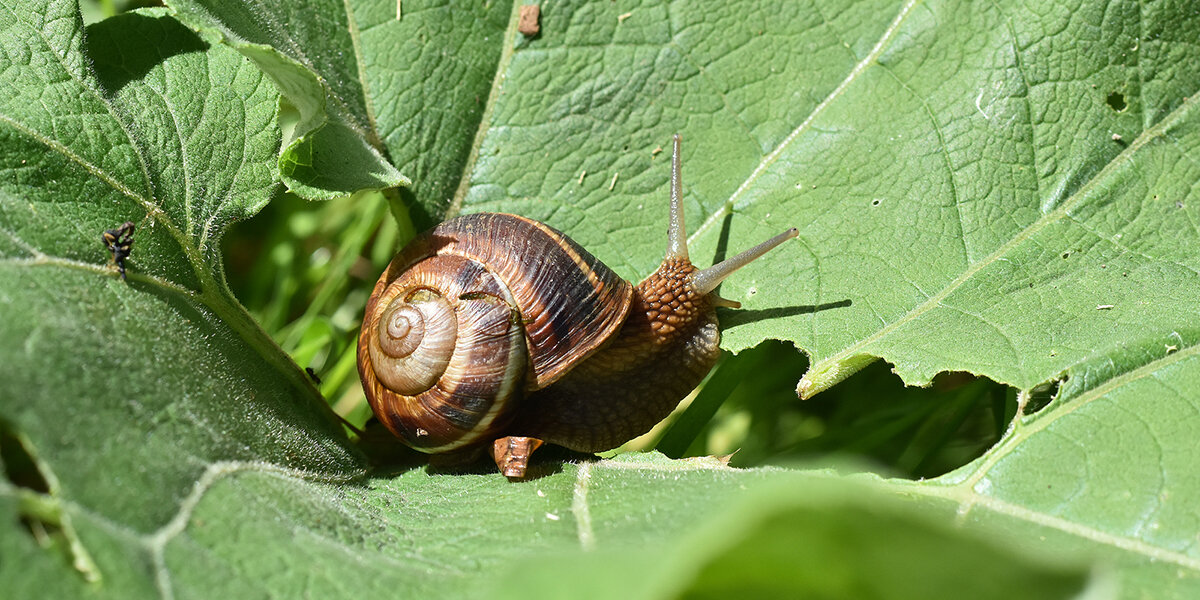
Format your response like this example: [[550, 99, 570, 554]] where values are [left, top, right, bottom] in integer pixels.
[[1022, 376, 1065, 416], [0, 420, 100, 582], [0, 421, 50, 495], [1106, 92, 1127, 112], [871, 199, 882, 207], [1062, 251, 1071, 259]]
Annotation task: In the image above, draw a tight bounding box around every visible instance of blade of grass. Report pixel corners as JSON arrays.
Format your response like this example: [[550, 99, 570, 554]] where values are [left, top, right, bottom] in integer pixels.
[[656, 350, 757, 458]]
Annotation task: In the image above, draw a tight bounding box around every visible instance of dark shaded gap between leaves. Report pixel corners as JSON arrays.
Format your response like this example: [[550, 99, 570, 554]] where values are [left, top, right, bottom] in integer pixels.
[[0, 419, 101, 582], [398, 185, 441, 234], [651, 345, 1022, 480], [656, 349, 757, 459], [0, 420, 50, 494]]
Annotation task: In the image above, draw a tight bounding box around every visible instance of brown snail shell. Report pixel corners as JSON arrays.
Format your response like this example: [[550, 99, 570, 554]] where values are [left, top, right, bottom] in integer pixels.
[[358, 213, 633, 453]]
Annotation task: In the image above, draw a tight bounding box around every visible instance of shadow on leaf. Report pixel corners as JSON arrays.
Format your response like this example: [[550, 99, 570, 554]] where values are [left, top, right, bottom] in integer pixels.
[[719, 299, 852, 330], [86, 11, 209, 95]]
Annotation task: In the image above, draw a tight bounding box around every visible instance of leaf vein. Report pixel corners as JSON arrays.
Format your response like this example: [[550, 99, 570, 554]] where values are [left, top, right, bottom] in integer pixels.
[[878, 63, 970, 263], [688, 0, 923, 244], [914, 483, 1200, 572], [572, 462, 595, 551], [961, 337, 1200, 489], [0, 253, 198, 296], [989, 0, 1043, 211]]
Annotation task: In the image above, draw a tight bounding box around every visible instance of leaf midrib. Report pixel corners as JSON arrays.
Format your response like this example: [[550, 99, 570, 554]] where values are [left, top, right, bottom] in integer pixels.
[[903, 479, 1200, 571], [445, 1, 523, 219]]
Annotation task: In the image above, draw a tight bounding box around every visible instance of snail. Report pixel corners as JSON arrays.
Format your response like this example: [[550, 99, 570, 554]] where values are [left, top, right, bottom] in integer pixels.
[[357, 135, 797, 477]]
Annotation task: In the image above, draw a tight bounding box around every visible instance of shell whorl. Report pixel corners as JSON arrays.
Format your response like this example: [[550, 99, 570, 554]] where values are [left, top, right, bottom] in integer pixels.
[[368, 290, 456, 395]]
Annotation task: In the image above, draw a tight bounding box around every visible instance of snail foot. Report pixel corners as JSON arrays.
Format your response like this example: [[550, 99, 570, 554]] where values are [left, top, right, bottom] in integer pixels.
[[490, 436, 544, 479]]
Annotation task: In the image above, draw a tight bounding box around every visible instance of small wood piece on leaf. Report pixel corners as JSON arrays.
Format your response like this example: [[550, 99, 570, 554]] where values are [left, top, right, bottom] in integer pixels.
[[305, 367, 322, 384], [518, 5, 540, 36]]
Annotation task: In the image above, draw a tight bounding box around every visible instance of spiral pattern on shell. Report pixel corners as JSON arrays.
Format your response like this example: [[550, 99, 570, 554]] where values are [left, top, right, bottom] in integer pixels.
[[357, 213, 634, 453], [368, 292, 456, 395]]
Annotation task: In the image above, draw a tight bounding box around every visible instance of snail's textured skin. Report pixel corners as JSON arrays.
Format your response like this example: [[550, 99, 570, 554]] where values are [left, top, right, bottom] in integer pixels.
[[510, 258, 721, 452]]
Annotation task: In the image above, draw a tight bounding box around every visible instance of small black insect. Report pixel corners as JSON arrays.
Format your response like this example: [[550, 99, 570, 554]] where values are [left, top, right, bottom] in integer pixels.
[[102, 221, 136, 280], [305, 367, 322, 384]]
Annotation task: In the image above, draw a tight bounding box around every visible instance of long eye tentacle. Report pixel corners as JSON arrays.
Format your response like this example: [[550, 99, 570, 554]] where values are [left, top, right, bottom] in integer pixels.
[[666, 133, 688, 261], [691, 227, 799, 297]]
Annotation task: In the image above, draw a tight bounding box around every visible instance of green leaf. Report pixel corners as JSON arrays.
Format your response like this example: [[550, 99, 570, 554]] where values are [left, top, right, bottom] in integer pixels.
[[432, 0, 1200, 404], [167, 0, 409, 199], [890, 345, 1200, 596], [1, 452, 1097, 599], [4, 0, 1200, 598]]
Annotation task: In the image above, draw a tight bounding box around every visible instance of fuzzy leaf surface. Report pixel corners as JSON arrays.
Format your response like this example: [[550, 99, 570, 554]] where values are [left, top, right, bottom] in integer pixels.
[[2, 1, 1198, 599]]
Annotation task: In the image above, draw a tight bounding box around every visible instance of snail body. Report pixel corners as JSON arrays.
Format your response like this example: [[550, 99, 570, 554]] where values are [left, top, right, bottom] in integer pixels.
[[358, 135, 797, 476]]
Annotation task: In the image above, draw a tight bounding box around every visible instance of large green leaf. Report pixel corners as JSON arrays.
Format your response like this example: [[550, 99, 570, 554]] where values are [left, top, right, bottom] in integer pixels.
[[2, 0, 1199, 598], [0, 0, 363, 579], [166, 0, 496, 215], [441, 0, 1200, 403]]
